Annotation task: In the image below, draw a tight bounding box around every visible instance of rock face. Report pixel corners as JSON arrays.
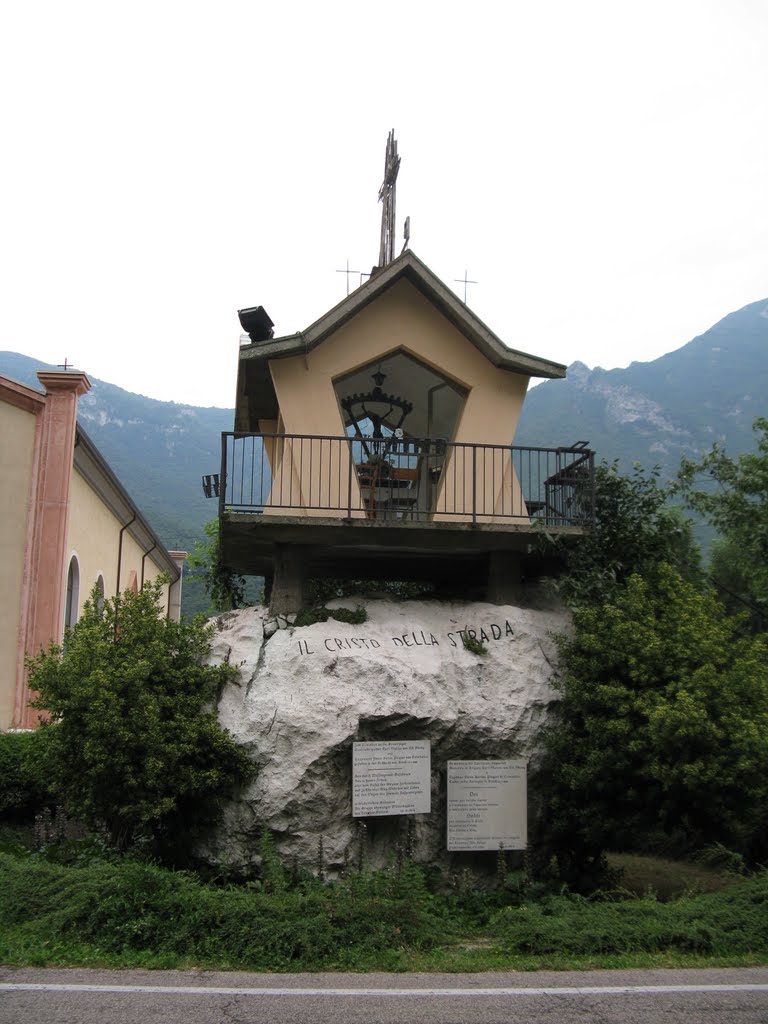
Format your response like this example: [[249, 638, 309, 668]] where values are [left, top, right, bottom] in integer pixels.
[[207, 593, 569, 875]]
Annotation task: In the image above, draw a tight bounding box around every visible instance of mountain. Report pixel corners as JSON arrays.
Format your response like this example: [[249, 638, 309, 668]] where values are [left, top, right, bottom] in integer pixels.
[[516, 297, 768, 482]]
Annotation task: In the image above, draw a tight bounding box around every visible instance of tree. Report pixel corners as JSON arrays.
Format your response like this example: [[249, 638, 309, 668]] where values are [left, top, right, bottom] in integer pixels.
[[555, 462, 701, 608], [188, 519, 247, 612], [28, 579, 253, 859], [539, 565, 768, 878], [708, 538, 766, 631], [676, 417, 768, 622]]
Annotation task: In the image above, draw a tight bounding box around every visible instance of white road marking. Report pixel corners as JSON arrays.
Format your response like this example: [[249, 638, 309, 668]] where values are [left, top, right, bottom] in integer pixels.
[[2, 983, 768, 997]]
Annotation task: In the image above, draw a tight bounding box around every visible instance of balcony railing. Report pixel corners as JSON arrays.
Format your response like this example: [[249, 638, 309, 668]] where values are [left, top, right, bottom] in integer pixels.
[[219, 432, 595, 529]]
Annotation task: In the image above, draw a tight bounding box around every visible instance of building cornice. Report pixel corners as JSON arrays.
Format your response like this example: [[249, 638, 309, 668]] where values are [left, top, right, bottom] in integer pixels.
[[37, 370, 91, 397], [0, 374, 46, 415]]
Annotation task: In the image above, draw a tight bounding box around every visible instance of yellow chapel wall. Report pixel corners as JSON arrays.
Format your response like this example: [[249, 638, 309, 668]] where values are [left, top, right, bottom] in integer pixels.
[[267, 278, 529, 520], [0, 401, 37, 730], [67, 469, 171, 617]]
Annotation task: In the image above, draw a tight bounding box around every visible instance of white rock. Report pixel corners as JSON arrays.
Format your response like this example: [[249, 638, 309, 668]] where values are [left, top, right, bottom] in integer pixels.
[[206, 594, 569, 876]]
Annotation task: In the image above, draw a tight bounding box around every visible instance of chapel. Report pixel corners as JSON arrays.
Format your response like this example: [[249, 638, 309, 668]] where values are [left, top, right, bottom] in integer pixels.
[[216, 133, 593, 612]]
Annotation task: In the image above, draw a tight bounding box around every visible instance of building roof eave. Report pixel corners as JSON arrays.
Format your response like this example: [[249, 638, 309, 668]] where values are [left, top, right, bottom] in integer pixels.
[[239, 250, 566, 379], [235, 250, 566, 423]]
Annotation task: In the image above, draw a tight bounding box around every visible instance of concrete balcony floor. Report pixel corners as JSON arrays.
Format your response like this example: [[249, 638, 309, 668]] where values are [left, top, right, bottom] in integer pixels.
[[220, 511, 587, 592]]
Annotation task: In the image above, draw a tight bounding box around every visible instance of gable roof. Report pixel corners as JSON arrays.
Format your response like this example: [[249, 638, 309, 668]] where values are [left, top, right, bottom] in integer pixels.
[[236, 251, 566, 426], [240, 249, 566, 378]]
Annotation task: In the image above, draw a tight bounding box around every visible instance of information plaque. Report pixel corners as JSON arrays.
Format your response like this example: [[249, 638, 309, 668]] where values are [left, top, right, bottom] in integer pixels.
[[352, 740, 431, 817], [447, 760, 527, 851]]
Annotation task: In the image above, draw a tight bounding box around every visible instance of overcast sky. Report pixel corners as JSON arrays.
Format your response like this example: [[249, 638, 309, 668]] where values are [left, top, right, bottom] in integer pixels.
[[1, 0, 766, 407]]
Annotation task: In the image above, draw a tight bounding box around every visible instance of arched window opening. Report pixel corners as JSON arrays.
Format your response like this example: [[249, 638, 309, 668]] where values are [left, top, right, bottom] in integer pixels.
[[95, 574, 105, 614], [64, 556, 80, 629], [334, 351, 466, 520]]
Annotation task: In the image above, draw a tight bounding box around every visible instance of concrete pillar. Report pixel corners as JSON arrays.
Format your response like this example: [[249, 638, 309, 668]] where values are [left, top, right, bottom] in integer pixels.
[[269, 545, 306, 616], [15, 370, 91, 728], [486, 551, 523, 606]]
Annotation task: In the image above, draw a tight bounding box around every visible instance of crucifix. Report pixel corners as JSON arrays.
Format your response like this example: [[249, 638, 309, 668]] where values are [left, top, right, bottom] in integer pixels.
[[378, 130, 401, 267], [336, 259, 362, 296], [57, 358, 73, 370], [454, 270, 478, 304]]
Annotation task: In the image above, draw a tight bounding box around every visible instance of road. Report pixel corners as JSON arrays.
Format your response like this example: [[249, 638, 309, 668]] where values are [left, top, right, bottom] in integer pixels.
[[2, 967, 768, 1023]]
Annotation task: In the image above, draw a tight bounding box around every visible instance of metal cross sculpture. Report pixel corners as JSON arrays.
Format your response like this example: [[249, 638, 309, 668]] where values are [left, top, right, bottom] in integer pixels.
[[336, 259, 362, 296], [454, 270, 478, 304], [378, 130, 401, 267]]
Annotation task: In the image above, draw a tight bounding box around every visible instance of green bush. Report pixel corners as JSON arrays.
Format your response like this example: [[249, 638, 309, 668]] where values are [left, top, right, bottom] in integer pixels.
[[676, 416, 768, 620], [294, 605, 367, 627], [540, 565, 768, 873], [0, 731, 54, 821], [187, 519, 247, 612], [556, 462, 702, 609], [2, 849, 765, 968], [0, 852, 444, 969], [489, 874, 768, 956], [306, 578, 431, 604], [461, 631, 488, 656], [26, 579, 254, 860]]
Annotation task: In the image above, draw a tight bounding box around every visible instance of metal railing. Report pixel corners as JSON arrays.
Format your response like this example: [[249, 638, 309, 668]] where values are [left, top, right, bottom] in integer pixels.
[[219, 432, 595, 528]]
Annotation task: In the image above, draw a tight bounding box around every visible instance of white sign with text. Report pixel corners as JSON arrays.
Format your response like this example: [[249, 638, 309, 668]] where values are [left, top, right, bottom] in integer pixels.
[[447, 760, 527, 851], [352, 740, 431, 817]]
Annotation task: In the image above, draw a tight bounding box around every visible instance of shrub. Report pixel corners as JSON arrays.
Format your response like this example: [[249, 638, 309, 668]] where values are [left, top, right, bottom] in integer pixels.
[[676, 416, 768, 620], [489, 874, 768, 956], [0, 852, 444, 969], [294, 605, 367, 627], [188, 519, 247, 612], [556, 462, 701, 609], [26, 579, 254, 860], [0, 731, 54, 821], [539, 565, 768, 873]]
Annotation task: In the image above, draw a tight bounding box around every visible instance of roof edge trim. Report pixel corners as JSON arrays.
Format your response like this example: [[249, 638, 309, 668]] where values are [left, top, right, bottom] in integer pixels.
[[237, 250, 566, 379]]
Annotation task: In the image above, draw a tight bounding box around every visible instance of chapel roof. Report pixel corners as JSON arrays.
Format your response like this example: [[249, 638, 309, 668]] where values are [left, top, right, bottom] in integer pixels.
[[238, 249, 567, 380]]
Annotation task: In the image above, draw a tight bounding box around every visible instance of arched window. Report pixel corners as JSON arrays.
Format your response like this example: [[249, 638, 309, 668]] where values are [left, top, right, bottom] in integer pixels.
[[335, 351, 466, 520], [64, 556, 80, 629], [95, 574, 105, 614]]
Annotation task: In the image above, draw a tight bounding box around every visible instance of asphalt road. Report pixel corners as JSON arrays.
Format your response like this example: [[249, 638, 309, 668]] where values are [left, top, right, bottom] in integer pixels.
[[2, 967, 768, 1024]]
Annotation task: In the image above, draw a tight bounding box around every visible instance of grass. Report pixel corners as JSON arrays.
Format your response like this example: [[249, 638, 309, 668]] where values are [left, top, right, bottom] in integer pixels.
[[488, 881, 768, 958], [1, 843, 767, 972], [606, 851, 739, 900]]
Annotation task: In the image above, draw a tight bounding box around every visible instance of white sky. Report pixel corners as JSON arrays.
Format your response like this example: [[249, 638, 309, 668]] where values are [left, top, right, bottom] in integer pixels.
[[1, 0, 766, 407]]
